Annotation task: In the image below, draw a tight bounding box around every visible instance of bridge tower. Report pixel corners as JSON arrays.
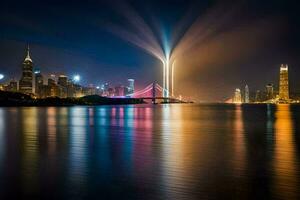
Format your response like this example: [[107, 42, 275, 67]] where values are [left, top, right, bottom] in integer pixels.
[[152, 82, 156, 104]]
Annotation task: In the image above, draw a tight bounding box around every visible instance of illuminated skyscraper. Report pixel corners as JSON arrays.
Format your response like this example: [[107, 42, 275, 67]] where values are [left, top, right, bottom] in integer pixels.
[[115, 85, 125, 96], [128, 79, 134, 95], [279, 64, 289, 101], [233, 88, 242, 103], [255, 90, 261, 102], [19, 45, 33, 94], [67, 80, 75, 97], [58, 75, 68, 98], [6, 80, 18, 92], [34, 69, 43, 98], [245, 85, 249, 103], [83, 84, 96, 96], [58, 75, 68, 87], [266, 83, 274, 100]]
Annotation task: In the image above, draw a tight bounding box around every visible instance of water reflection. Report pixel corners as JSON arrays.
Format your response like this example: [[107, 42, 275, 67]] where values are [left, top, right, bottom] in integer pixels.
[[121, 106, 133, 172], [131, 106, 155, 196], [68, 107, 88, 197], [93, 107, 110, 179], [0, 105, 299, 199], [233, 105, 246, 174], [47, 107, 57, 154], [161, 105, 198, 199], [266, 104, 274, 136], [273, 104, 300, 199], [21, 107, 39, 196]]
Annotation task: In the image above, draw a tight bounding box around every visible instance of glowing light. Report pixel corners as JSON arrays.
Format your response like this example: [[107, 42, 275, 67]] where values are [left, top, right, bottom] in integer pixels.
[[165, 57, 170, 97], [171, 60, 176, 96], [73, 75, 80, 82], [0, 74, 4, 80], [34, 69, 40, 74], [274, 104, 298, 199]]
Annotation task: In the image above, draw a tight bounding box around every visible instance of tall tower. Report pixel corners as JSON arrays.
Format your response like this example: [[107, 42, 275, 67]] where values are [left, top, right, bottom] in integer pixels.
[[19, 45, 33, 94], [233, 88, 242, 103], [34, 68, 43, 98], [266, 83, 274, 100], [245, 85, 249, 103], [255, 90, 261, 102], [279, 64, 289, 101], [127, 79, 134, 95]]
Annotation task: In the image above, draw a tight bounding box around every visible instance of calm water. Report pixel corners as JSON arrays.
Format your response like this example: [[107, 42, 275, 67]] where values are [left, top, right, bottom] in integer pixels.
[[0, 104, 300, 199]]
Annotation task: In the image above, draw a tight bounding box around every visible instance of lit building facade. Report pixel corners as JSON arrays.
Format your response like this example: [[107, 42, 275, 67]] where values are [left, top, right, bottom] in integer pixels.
[[233, 88, 242, 103], [255, 90, 261, 102], [266, 83, 274, 100], [115, 85, 125, 96], [67, 80, 75, 97], [34, 69, 44, 98], [83, 84, 96, 96], [19, 46, 33, 94], [107, 87, 115, 97], [279, 64, 289, 101], [58, 75, 68, 87], [127, 79, 134, 95], [48, 78, 59, 97], [245, 85, 249, 103], [6, 80, 18, 92], [58, 75, 68, 98]]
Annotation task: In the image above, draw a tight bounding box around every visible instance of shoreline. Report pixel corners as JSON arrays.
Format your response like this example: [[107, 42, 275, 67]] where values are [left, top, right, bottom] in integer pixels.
[[0, 90, 191, 106]]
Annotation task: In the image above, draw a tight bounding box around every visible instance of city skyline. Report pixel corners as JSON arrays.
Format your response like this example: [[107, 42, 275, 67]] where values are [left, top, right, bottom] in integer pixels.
[[0, 45, 139, 100], [1, 45, 299, 103]]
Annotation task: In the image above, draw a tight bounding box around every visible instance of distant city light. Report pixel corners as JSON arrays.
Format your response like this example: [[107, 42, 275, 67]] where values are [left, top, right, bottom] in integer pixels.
[[73, 75, 80, 82], [0, 74, 4, 80], [96, 86, 100, 89]]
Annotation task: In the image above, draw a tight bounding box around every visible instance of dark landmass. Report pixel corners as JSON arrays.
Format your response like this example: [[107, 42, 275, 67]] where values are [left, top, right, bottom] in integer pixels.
[[0, 91, 144, 106]]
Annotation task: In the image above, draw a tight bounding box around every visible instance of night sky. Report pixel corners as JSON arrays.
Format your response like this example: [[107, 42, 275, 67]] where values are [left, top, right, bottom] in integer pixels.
[[0, 0, 299, 101]]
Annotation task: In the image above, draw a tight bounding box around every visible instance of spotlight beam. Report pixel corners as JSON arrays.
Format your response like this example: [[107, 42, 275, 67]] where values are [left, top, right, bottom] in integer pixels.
[[171, 60, 176, 96]]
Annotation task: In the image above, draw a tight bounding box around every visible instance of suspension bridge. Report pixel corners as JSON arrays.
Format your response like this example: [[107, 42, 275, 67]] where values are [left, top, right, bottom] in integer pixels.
[[120, 83, 186, 104]]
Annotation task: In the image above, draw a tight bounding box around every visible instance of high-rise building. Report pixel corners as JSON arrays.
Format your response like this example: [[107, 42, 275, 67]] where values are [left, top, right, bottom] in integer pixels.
[[48, 78, 56, 87], [233, 88, 242, 103], [11, 81, 18, 92], [34, 69, 44, 98], [115, 85, 125, 96], [245, 85, 249, 103], [279, 64, 289, 101], [58, 75, 68, 87], [74, 84, 83, 97], [83, 84, 96, 96], [102, 83, 110, 96], [3, 80, 18, 92], [19, 45, 33, 94], [67, 80, 75, 97], [48, 78, 58, 97], [127, 79, 134, 95], [58, 75, 68, 98], [266, 83, 274, 100], [108, 87, 115, 97], [255, 90, 261, 102]]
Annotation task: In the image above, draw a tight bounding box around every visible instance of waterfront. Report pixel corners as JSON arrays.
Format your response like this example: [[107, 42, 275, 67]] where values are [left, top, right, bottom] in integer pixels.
[[0, 104, 300, 199]]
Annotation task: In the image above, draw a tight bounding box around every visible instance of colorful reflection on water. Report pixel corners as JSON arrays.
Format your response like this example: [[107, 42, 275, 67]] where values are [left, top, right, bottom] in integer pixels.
[[0, 104, 299, 199], [273, 104, 300, 199]]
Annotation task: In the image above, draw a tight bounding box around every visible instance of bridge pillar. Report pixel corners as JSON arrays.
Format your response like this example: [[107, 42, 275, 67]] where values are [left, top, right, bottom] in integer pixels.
[[152, 83, 156, 104]]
